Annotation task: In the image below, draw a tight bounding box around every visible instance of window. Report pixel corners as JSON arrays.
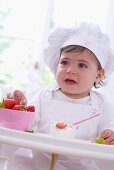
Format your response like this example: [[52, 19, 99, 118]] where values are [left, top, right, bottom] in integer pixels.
[[0, 0, 52, 98]]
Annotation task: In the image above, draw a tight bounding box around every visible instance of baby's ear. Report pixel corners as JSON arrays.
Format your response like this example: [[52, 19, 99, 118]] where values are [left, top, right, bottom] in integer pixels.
[[95, 69, 105, 83]]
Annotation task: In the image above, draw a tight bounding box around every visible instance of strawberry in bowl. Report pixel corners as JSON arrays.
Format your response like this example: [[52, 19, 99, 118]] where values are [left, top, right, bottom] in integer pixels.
[[1, 98, 20, 109], [0, 98, 35, 132]]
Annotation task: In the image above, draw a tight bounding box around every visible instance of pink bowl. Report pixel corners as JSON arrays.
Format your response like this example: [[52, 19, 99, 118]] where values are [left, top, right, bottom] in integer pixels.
[[0, 108, 35, 131]]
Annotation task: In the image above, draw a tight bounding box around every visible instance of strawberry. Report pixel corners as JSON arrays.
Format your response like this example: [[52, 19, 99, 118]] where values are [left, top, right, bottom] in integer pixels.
[[1, 99, 20, 109], [56, 122, 67, 129], [12, 104, 26, 111], [26, 105, 35, 112]]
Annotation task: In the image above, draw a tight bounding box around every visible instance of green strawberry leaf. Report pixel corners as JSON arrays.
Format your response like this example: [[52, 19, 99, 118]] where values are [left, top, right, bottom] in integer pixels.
[[19, 108, 26, 111], [0, 102, 4, 108]]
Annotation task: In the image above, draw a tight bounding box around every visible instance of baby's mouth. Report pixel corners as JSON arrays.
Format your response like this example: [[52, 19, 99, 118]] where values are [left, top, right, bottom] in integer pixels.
[[64, 79, 77, 85]]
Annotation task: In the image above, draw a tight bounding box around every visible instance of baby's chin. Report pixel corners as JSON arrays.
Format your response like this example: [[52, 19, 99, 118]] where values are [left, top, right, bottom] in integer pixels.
[[60, 89, 79, 98], [60, 89, 90, 99]]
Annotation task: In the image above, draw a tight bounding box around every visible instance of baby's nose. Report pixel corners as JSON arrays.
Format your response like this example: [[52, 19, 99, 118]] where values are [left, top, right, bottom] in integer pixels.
[[67, 66, 76, 74]]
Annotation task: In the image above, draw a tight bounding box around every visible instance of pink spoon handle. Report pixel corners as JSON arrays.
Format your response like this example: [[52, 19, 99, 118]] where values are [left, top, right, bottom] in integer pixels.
[[73, 113, 100, 126]]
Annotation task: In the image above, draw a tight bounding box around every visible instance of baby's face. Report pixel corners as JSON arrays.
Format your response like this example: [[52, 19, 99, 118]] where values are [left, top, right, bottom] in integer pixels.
[[55, 50, 104, 99]]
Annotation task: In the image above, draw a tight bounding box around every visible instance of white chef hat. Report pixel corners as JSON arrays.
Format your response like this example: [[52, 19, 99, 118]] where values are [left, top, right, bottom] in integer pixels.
[[44, 22, 114, 77]]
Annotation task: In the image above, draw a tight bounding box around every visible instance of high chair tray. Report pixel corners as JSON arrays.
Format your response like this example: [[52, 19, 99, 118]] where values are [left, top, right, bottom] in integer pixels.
[[0, 127, 114, 161]]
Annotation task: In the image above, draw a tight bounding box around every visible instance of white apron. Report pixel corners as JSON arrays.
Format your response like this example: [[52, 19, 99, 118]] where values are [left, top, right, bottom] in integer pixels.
[[5, 98, 113, 170]]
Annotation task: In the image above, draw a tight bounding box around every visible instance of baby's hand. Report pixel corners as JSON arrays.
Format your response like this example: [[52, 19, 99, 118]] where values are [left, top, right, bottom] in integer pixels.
[[100, 129, 114, 145], [7, 90, 27, 106]]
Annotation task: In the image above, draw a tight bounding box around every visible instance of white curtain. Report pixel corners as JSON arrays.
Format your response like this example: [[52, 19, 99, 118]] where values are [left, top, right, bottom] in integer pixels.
[[101, 0, 114, 105]]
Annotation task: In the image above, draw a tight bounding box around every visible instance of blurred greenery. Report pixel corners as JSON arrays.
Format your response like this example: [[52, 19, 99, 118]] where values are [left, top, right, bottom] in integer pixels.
[[0, 7, 55, 100], [0, 38, 14, 87], [0, 38, 13, 54], [44, 66, 55, 84], [0, 8, 14, 90]]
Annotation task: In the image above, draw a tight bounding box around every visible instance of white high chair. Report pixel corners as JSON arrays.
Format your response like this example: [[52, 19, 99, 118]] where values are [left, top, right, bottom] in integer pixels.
[[0, 127, 114, 170]]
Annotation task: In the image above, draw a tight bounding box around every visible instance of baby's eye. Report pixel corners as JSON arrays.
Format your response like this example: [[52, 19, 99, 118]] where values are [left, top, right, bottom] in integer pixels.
[[60, 60, 69, 66], [78, 63, 87, 68]]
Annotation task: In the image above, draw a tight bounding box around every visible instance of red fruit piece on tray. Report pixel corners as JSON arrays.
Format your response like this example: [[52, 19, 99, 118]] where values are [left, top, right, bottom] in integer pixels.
[[12, 104, 26, 111], [26, 105, 35, 112], [1, 99, 20, 109], [56, 122, 67, 129]]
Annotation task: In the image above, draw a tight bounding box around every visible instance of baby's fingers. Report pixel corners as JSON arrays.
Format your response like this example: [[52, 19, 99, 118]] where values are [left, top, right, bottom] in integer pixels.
[[100, 129, 112, 139], [105, 134, 114, 144], [6, 93, 12, 99], [20, 95, 27, 106], [100, 129, 114, 144], [8, 90, 27, 106]]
